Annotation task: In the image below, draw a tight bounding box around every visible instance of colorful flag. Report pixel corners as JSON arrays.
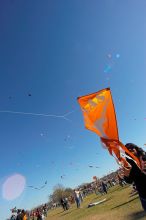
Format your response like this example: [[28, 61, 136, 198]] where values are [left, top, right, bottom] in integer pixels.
[[77, 88, 140, 168], [93, 176, 97, 181]]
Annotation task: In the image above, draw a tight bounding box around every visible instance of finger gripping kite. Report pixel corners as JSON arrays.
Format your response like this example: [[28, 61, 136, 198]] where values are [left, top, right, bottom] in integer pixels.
[[77, 88, 141, 169]]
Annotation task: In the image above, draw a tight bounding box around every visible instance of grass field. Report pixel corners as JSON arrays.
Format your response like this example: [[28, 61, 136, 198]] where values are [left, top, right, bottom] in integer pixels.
[[47, 185, 146, 220]]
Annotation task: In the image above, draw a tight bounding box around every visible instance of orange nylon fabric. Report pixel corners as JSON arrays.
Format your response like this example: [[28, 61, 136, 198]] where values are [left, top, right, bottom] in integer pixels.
[[77, 88, 141, 168], [101, 138, 140, 168], [77, 88, 119, 140]]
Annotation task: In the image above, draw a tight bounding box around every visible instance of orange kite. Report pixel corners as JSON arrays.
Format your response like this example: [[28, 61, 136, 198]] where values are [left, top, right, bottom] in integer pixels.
[[77, 88, 140, 168]]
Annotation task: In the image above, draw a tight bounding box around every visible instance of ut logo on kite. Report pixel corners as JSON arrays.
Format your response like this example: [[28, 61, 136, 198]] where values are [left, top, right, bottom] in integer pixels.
[[83, 95, 105, 113]]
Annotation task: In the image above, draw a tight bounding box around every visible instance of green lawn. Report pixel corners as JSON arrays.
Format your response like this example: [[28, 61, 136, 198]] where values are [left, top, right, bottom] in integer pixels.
[[47, 185, 146, 220]]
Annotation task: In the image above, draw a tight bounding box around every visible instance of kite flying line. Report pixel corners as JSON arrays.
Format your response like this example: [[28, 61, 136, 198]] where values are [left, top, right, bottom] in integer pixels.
[[0, 110, 76, 122]]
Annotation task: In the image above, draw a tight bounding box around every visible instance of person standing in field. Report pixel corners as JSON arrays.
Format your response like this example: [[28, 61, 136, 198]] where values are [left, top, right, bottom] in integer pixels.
[[73, 189, 81, 208], [22, 211, 27, 220], [60, 198, 66, 211], [16, 210, 23, 220], [101, 181, 107, 194]]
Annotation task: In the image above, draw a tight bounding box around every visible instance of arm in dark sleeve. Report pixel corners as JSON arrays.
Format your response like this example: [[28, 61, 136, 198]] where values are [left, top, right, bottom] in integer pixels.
[[124, 175, 133, 184], [124, 160, 136, 184]]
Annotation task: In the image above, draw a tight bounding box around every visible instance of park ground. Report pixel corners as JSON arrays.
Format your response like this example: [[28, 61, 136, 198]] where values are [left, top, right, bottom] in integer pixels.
[[47, 185, 146, 220]]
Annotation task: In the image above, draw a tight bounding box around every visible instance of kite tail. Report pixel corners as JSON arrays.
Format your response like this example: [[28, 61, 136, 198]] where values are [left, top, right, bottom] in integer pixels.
[[118, 141, 141, 168], [100, 138, 141, 169]]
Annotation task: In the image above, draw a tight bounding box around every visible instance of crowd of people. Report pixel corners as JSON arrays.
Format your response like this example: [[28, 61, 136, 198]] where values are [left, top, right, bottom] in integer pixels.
[[70, 143, 146, 212], [9, 204, 48, 220], [59, 179, 118, 211], [9, 176, 119, 219], [8, 143, 146, 219]]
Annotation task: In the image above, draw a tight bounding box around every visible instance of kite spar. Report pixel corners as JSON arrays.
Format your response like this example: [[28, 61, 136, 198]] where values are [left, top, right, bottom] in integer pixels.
[[77, 88, 140, 168]]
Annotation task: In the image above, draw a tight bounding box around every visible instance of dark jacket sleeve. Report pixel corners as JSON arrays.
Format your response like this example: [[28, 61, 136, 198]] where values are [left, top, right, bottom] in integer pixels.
[[124, 175, 133, 184], [123, 159, 136, 184]]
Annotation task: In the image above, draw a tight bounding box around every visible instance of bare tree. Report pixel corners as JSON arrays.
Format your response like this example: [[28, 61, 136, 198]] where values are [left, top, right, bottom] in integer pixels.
[[48, 184, 73, 204]]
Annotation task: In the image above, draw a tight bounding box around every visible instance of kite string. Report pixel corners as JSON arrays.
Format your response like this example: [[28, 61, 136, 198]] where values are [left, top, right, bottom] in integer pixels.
[[0, 110, 76, 121]]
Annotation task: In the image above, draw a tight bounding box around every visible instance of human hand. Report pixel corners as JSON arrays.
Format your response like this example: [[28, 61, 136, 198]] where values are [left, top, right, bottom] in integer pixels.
[[123, 166, 132, 177], [118, 165, 132, 178]]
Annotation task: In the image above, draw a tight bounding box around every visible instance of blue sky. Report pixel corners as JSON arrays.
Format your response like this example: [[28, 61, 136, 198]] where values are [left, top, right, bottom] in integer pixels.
[[0, 0, 146, 219]]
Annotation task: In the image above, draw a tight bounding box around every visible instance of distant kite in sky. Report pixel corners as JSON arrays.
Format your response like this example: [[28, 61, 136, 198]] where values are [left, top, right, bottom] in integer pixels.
[[77, 88, 140, 168], [89, 165, 99, 168], [40, 182, 47, 189], [28, 181, 47, 190], [28, 93, 32, 97], [61, 175, 65, 179]]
